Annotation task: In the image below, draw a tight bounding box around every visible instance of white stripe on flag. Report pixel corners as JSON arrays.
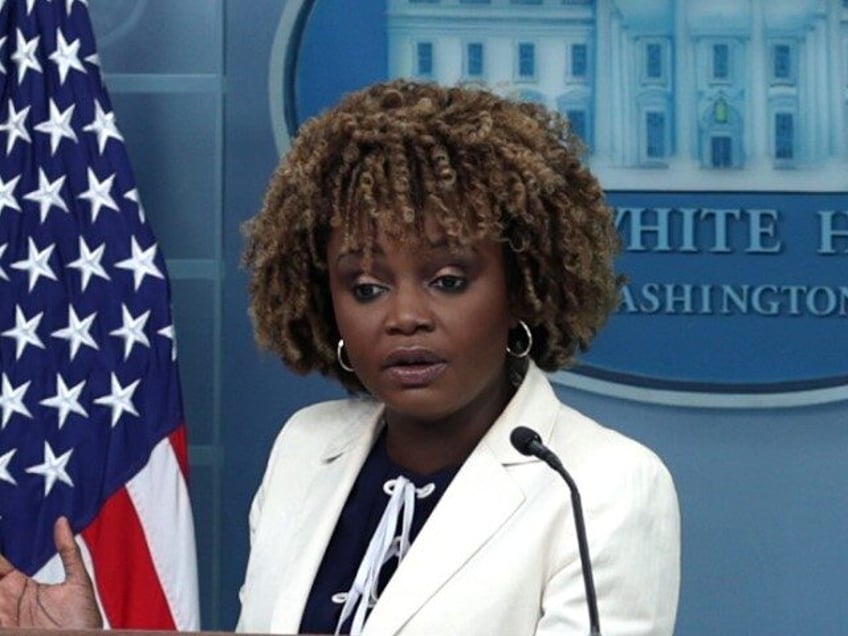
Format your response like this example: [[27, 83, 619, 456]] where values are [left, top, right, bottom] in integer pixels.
[[125, 435, 200, 631]]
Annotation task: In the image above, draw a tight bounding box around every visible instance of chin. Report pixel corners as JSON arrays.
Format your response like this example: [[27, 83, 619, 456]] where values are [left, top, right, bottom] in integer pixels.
[[379, 391, 458, 422]]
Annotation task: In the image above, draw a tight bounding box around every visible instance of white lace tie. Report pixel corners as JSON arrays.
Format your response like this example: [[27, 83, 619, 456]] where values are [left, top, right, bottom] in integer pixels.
[[334, 475, 434, 635]]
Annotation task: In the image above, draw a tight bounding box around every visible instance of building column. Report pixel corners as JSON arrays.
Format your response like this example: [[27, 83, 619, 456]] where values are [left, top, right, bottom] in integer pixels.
[[828, 2, 846, 160], [673, 0, 693, 165], [749, 0, 768, 167], [593, 0, 613, 163]]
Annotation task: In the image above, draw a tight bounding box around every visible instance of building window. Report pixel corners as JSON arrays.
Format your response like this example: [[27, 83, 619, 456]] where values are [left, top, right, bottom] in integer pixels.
[[711, 136, 732, 168], [416, 42, 433, 77], [645, 43, 663, 79], [775, 112, 794, 160], [518, 42, 536, 79], [571, 43, 588, 78], [772, 44, 793, 82], [646, 111, 666, 158], [466, 42, 484, 77], [511, 0, 543, 4], [712, 44, 729, 80], [459, 0, 490, 4]]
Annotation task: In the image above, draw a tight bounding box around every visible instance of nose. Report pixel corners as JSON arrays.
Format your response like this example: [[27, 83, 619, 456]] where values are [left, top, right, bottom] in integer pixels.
[[385, 282, 434, 335]]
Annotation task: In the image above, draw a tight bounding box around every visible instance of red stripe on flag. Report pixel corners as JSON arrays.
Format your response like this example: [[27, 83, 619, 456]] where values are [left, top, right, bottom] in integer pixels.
[[168, 424, 190, 481], [81, 487, 177, 630]]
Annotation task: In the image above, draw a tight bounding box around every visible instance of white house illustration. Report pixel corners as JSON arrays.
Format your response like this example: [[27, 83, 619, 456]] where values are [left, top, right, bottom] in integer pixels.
[[386, 0, 848, 191]]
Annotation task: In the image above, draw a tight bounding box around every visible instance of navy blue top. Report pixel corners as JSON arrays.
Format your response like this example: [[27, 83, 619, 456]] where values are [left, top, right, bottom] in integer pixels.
[[299, 429, 459, 635]]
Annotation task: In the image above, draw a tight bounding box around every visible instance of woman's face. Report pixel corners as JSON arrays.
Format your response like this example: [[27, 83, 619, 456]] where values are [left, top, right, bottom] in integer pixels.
[[328, 219, 515, 426]]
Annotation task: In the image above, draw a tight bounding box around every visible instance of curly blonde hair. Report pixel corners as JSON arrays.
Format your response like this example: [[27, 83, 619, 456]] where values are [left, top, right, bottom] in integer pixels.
[[243, 79, 620, 393]]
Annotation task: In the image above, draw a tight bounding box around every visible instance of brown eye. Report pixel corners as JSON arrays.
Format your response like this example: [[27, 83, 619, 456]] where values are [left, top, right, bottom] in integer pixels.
[[352, 283, 385, 301], [432, 275, 467, 292]]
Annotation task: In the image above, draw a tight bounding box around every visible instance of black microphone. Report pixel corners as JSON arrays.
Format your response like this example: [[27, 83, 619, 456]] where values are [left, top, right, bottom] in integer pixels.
[[510, 426, 601, 636]]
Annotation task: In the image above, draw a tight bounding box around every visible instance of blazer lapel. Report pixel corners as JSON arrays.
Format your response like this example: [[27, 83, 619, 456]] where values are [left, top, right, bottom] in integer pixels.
[[269, 408, 384, 633], [361, 362, 560, 635], [362, 440, 524, 635]]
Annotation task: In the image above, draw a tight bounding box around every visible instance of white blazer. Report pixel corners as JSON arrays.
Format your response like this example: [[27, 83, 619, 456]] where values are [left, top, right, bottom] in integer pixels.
[[237, 363, 680, 635]]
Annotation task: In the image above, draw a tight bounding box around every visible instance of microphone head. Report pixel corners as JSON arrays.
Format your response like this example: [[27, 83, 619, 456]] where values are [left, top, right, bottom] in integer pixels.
[[510, 426, 541, 456]]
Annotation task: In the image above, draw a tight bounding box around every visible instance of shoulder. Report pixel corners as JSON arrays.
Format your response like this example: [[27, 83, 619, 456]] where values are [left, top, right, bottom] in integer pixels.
[[265, 396, 382, 459], [549, 400, 678, 521], [554, 401, 668, 469]]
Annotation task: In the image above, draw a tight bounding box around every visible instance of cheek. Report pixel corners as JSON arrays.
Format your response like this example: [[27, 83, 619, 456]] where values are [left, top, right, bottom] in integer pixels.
[[457, 291, 512, 348]]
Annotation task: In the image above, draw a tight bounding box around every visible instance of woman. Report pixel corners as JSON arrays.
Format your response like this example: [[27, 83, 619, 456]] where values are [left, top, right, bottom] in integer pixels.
[[238, 80, 680, 635], [0, 80, 679, 634]]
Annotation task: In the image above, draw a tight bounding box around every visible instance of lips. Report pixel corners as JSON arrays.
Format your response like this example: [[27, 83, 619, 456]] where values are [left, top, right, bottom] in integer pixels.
[[382, 347, 447, 387]]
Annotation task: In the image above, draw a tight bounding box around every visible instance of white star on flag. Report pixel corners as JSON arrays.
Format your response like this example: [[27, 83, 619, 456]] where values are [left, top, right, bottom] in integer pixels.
[[40, 374, 89, 429], [115, 236, 164, 290], [124, 188, 146, 223], [93, 372, 140, 427], [0, 174, 21, 215], [34, 100, 78, 155], [66, 0, 90, 15], [0, 448, 16, 485], [66, 236, 110, 291], [83, 100, 123, 154], [10, 237, 57, 290], [51, 305, 99, 360], [0, 373, 33, 429], [158, 323, 178, 361], [25, 441, 75, 496], [0, 244, 8, 281], [24, 168, 68, 222], [0, 102, 32, 154], [11, 29, 42, 83], [78, 167, 118, 222], [2, 305, 46, 360], [110, 303, 151, 360], [49, 29, 85, 84], [0, 36, 6, 75]]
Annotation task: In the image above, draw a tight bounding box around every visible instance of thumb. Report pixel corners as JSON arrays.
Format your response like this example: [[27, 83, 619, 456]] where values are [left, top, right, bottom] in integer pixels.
[[53, 517, 89, 583]]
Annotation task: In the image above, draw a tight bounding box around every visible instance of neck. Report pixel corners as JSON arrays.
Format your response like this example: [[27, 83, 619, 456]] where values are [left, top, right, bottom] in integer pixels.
[[383, 374, 516, 474]]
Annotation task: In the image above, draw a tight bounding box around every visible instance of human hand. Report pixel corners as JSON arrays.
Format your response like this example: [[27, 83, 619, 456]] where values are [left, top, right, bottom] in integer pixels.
[[0, 516, 102, 629]]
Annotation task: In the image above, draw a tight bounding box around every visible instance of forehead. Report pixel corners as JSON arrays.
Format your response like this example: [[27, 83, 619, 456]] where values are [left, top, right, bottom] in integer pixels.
[[327, 220, 503, 266], [328, 207, 496, 255]]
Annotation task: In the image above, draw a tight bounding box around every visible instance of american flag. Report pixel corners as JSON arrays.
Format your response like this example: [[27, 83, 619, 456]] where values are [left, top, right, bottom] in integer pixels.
[[0, 0, 199, 629]]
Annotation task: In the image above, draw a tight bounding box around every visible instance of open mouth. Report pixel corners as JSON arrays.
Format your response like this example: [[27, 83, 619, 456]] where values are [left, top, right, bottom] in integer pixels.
[[383, 348, 444, 367], [383, 349, 447, 386]]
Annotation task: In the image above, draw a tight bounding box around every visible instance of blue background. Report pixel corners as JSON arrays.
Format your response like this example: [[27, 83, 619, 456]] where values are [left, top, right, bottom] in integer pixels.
[[90, 0, 848, 633]]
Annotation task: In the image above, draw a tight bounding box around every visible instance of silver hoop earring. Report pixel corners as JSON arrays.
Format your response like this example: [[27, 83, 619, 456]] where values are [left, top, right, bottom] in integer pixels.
[[506, 320, 533, 358], [337, 339, 355, 372]]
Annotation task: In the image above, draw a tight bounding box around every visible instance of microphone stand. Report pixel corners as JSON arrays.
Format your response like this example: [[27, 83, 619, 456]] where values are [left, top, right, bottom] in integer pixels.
[[511, 427, 601, 636]]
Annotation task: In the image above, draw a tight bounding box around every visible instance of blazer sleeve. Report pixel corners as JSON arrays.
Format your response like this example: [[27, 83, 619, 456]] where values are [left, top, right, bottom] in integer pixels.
[[536, 448, 681, 636], [235, 420, 292, 631]]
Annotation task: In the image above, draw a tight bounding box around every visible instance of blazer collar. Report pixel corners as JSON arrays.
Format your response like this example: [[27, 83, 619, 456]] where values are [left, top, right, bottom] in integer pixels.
[[272, 363, 560, 634], [270, 403, 384, 632], [363, 361, 560, 635], [481, 360, 560, 464]]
